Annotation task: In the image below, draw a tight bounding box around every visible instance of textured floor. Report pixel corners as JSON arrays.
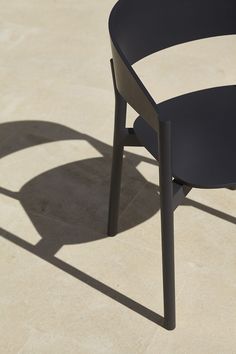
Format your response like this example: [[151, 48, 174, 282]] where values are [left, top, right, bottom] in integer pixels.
[[0, 1, 236, 353]]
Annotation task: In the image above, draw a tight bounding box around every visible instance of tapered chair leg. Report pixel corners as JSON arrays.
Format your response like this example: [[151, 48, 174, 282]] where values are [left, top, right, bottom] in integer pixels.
[[108, 61, 127, 236], [160, 194, 175, 330], [158, 121, 176, 330], [107, 137, 124, 236]]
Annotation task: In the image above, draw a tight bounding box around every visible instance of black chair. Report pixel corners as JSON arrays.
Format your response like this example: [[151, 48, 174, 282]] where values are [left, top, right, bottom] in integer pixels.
[[107, 0, 236, 330]]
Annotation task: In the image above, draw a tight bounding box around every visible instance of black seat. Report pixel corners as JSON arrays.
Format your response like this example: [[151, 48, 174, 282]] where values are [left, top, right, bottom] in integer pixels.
[[107, 0, 236, 330], [134, 85, 236, 188]]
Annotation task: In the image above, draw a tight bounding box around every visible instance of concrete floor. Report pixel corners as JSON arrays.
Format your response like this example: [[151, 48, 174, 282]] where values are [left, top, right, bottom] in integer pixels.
[[0, 1, 236, 353]]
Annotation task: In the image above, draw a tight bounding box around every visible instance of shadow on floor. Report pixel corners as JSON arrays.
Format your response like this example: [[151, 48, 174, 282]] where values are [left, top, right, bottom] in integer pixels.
[[0, 120, 235, 328]]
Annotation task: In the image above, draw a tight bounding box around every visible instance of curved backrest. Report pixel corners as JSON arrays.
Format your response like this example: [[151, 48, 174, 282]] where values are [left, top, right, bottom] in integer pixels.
[[109, 0, 236, 129], [110, 0, 236, 65]]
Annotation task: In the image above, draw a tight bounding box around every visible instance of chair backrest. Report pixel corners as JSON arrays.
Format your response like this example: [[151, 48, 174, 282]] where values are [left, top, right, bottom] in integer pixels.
[[109, 0, 236, 130]]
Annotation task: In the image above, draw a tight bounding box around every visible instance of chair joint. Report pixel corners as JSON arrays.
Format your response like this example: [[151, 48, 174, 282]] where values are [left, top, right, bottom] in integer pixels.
[[172, 180, 191, 211], [123, 128, 141, 146]]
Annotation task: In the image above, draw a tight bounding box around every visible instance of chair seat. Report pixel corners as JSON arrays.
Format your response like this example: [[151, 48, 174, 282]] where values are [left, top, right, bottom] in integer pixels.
[[134, 85, 236, 188]]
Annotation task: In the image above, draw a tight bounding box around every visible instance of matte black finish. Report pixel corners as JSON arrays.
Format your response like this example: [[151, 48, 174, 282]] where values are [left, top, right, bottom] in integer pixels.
[[134, 85, 236, 188], [158, 120, 176, 329], [108, 60, 127, 237], [108, 0, 236, 330], [109, 0, 236, 65]]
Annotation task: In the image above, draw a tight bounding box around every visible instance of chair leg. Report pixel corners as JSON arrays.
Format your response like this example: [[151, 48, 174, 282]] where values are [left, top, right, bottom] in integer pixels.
[[160, 187, 176, 330], [107, 139, 124, 236], [158, 121, 176, 330], [107, 72, 127, 237]]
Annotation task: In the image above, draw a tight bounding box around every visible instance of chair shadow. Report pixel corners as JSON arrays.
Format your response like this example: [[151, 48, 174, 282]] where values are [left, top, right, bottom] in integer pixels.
[[0, 120, 235, 329]]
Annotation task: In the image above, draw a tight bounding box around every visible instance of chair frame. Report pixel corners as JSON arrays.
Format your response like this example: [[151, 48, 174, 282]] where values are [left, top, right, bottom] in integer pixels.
[[108, 58, 193, 330], [107, 0, 235, 330]]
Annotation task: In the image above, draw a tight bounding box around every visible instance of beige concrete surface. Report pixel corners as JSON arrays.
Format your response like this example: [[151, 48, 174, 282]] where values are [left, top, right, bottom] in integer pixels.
[[0, 1, 236, 353]]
